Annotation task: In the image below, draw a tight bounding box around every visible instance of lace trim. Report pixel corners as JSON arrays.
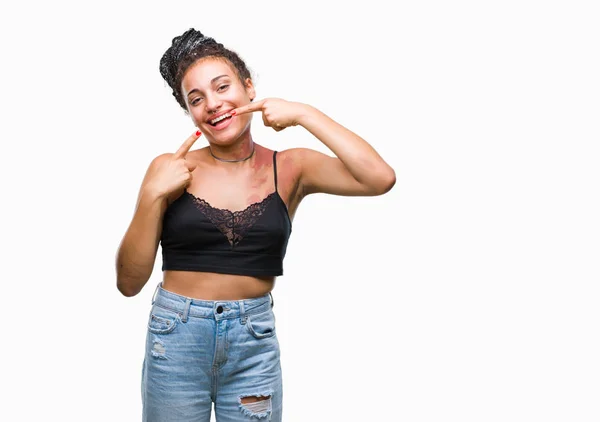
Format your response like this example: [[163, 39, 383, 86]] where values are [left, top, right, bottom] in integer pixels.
[[186, 190, 277, 247]]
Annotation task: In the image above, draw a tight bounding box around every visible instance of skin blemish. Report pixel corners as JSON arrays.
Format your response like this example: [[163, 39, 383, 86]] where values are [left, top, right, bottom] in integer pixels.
[[251, 174, 269, 190], [245, 193, 265, 204], [250, 150, 272, 171]]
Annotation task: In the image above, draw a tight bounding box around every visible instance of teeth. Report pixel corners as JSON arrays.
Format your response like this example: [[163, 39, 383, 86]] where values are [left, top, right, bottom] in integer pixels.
[[210, 113, 231, 125]]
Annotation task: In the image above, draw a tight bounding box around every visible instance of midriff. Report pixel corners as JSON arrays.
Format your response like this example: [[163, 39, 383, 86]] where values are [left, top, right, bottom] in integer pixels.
[[162, 270, 275, 300]]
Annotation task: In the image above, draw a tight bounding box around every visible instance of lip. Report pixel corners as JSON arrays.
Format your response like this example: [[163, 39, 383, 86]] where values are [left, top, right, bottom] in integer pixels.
[[206, 109, 234, 124], [210, 113, 235, 131]]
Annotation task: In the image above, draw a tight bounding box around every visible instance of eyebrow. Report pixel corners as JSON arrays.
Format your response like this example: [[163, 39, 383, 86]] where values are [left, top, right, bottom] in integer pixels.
[[187, 75, 230, 97]]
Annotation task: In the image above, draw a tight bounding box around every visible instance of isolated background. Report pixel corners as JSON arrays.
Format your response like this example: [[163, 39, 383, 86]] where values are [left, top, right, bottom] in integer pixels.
[[1, 0, 598, 421]]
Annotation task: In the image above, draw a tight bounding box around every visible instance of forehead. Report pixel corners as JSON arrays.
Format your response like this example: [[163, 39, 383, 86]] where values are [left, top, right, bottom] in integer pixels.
[[181, 58, 237, 90]]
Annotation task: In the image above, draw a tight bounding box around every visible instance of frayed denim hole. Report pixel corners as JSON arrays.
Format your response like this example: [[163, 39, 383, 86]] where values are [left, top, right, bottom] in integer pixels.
[[239, 393, 272, 419], [150, 338, 167, 359]]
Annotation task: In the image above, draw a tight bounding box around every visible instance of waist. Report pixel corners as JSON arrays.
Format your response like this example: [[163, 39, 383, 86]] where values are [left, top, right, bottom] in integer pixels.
[[152, 282, 274, 320], [162, 270, 275, 300]]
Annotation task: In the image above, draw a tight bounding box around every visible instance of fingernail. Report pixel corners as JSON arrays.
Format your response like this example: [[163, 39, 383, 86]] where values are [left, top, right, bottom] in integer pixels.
[[230, 110, 237, 116], [196, 130, 201, 136]]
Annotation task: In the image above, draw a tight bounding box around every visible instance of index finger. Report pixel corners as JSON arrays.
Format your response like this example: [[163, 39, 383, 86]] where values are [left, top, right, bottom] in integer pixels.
[[173, 130, 201, 159], [231, 99, 267, 116]]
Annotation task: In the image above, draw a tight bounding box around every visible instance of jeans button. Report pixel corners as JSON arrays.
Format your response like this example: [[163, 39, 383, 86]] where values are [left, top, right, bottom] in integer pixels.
[[216, 305, 224, 314]]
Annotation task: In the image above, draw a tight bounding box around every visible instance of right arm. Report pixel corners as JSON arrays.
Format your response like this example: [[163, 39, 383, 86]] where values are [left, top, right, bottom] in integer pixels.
[[115, 131, 201, 297], [115, 155, 170, 297]]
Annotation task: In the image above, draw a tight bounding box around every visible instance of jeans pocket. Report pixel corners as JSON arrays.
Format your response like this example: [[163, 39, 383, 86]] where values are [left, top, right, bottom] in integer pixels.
[[147, 305, 179, 334], [246, 308, 276, 339]]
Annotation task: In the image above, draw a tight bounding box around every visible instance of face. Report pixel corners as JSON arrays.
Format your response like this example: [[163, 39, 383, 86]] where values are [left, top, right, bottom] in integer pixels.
[[181, 58, 255, 144]]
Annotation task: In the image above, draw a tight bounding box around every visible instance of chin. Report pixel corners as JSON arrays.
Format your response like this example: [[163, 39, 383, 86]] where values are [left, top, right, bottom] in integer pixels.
[[205, 131, 241, 147], [208, 124, 250, 145]]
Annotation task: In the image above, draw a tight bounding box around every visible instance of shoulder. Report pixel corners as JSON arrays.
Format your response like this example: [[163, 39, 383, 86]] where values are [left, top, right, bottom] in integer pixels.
[[276, 147, 334, 173], [277, 147, 334, 175], [276, 147, 323, 165], [148, 152, 173, 168], [272, 147, 318, 177], [252, 145, 304, 168], [275, 148, 335, 196], [147, 146, 208, 168]]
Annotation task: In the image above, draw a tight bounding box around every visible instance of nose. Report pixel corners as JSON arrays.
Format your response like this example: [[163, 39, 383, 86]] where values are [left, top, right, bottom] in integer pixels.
[[205, 93, 223, 114]]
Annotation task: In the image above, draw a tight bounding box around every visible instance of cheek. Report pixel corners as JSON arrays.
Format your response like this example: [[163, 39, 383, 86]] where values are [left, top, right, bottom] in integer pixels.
[[236, 112, 251, 126], [190, 113, 204, 127]]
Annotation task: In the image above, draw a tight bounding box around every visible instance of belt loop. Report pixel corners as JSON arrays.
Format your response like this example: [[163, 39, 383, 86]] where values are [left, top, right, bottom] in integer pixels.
[[151, 282, 160, 305], [181, 297, 192, 323], [239, 299, 247, 324], [269, 292, 274, 308]]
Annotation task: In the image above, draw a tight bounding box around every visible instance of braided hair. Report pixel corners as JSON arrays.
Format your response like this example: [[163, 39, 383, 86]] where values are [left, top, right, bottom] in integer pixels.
[[159, 28, 252, 110]]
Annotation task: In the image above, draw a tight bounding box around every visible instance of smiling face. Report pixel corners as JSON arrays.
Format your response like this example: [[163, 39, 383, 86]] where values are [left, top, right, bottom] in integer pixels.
[[181, 57, 255, 145]]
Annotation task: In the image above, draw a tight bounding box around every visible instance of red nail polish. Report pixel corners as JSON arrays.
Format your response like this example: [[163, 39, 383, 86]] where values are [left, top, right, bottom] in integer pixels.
[[196, 130, 201, 136], [230, 110, 237, 116]]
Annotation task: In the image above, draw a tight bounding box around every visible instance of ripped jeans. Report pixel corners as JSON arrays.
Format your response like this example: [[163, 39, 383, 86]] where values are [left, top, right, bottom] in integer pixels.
[[141, 283, 282, 421]]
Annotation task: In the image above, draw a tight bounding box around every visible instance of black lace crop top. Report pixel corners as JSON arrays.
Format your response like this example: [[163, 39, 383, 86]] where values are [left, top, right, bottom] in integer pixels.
[[160, 151, 292, 277]]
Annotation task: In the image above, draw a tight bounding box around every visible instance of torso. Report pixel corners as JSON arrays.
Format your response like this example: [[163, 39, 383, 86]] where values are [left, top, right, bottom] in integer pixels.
[[161, 144, 302, 300]]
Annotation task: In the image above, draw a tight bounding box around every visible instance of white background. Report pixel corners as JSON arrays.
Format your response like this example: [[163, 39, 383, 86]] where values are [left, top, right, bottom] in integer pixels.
[[1, 0, 599, 421]]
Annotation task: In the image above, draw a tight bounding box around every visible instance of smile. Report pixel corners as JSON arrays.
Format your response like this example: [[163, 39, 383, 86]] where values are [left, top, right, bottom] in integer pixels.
[[210, 113, 233, 126]]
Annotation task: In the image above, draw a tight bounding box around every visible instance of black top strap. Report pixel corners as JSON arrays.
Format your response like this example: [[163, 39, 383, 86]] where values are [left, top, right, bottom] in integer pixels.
[[273, 151, 278, 193]]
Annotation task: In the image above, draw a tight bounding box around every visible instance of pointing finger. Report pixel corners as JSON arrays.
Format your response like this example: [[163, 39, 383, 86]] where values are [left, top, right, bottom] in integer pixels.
[[231, 99, 267, 116], [173, 130, 201, 159]]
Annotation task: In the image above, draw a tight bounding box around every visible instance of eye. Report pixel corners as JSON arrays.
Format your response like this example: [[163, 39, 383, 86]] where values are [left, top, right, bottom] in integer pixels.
[[217, 84, 229, 92], [191, 97, 203, 106]]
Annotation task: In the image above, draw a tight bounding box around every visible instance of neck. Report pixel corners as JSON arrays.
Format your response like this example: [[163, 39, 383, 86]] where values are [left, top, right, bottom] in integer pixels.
[[209, 139, 255, 163]]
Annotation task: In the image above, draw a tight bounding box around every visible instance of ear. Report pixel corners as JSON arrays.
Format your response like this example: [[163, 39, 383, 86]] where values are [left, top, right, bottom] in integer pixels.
[[244, 78, 256, 101]]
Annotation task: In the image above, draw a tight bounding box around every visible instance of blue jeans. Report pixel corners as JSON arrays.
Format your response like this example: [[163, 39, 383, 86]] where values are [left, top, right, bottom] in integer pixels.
[[141, 283, 282, 421]]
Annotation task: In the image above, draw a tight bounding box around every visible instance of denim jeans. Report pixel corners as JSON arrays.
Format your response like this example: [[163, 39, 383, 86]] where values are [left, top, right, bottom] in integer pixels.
[[141, 283, 282, 421]]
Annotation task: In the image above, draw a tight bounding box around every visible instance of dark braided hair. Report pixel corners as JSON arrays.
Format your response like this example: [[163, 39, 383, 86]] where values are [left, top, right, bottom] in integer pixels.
[[159, 28, 252, 111]]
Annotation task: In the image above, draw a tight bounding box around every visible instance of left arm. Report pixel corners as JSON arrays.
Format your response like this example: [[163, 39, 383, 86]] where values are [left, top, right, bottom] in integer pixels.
[[293, 104, 396, 197], [231, 99, 396, 196]]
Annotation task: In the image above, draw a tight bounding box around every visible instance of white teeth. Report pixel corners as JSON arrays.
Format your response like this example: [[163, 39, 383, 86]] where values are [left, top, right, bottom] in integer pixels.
[[210, 113, 231, 125]]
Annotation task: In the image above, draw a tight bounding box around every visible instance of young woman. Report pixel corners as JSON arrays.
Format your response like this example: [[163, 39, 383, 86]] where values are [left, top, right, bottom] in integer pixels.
[[116, 28, 395, 421]]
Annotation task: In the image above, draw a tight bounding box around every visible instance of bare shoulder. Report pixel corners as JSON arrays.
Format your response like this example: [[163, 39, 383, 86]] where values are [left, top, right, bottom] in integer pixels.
[[149, 152, 174, 167], [277, 147, 335, 195], [273, 147, 311, 179], [276, 147, 331, 186], [281, 147, 393, 197], [275, 147, 322, 170], [267, 148, 309, 217], [277, 147, 318, 159], [135, 152, 175, 202], [145, 149, 200, 172]]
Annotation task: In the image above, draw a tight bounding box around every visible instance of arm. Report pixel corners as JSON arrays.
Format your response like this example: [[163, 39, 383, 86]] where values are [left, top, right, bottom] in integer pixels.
[[115, 131, 200, 296], [231, 99, 396, 197], [296, 104, 396, 197], [115, 155, 169, 297]]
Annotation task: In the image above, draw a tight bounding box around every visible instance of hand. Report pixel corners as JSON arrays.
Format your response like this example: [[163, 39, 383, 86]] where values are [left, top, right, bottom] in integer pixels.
[[231, 98, 305, 132], [146, 131, 201, 199]]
